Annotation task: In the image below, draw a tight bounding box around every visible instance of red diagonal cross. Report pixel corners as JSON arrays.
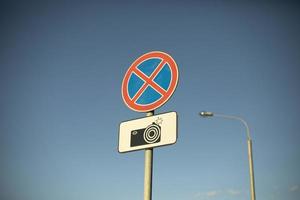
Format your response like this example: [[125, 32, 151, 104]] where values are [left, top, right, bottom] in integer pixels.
[[131, 60, 167, 103]]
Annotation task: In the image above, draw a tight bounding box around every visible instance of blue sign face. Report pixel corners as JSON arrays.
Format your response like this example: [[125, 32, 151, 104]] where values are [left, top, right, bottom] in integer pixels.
[[122, 51, 178, 112], [128, 58, 171, 105]]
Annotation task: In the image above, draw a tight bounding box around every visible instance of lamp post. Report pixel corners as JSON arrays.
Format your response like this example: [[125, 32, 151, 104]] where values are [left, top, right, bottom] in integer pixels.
[[199, 111, 256, 200]]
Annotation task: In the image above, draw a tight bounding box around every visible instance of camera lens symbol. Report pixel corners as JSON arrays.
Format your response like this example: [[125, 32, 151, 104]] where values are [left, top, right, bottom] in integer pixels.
[[143, 123, 161, 144]]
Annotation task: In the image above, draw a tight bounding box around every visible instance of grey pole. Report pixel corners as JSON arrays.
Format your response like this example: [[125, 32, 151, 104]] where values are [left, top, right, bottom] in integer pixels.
[[248, 139, 256, 200], [144, 111, 154, 200], [199, 111, 256, 200]]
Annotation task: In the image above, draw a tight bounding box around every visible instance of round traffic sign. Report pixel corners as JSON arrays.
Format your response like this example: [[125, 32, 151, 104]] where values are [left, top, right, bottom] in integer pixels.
[[122, 51, 179, 112]]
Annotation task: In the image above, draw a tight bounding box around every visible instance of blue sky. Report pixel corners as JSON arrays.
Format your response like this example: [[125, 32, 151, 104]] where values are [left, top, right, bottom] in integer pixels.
[[1, 1, 300, 200]]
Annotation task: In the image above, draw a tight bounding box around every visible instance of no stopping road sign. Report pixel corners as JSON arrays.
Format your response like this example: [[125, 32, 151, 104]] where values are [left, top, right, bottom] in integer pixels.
[[121, 51, 179, 112]]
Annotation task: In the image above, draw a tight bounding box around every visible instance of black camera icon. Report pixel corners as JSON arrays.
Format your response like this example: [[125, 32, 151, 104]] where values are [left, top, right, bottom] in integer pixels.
[[130, 122, 161, 147]]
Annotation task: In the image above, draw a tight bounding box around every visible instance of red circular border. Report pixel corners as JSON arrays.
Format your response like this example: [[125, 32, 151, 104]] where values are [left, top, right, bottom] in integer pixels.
[[121, 51, 179, 112]]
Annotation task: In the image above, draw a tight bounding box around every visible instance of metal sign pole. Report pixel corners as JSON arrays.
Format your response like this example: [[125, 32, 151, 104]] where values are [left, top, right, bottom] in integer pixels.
[[144, 111, 154, 200]]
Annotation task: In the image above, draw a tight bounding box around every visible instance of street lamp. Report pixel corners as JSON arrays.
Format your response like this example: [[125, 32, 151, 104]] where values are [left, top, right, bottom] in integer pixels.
[[199, 111, 256, 200]]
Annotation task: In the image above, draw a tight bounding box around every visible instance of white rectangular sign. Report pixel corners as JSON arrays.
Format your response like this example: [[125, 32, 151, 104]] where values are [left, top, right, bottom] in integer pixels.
[[118, 112, 178, 153]]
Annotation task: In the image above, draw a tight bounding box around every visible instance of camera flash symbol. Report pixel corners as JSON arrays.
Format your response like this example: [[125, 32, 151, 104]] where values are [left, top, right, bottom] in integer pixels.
[[155, 117, 163, 125]]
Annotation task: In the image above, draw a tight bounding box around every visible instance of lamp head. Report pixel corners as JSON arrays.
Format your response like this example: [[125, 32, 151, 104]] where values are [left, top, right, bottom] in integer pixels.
[[199, 111, 214, 117]]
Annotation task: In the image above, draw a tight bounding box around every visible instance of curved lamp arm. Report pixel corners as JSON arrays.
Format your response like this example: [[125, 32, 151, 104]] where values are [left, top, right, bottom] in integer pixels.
[[199, 111, 251, 140]]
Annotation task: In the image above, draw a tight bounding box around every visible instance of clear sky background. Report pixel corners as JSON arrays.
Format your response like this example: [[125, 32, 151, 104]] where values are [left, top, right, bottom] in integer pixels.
[[1, 1, 300, 200]]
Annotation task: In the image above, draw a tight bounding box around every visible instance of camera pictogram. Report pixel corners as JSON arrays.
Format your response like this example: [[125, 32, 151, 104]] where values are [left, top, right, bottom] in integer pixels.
[[130, 122, 161, 147]]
